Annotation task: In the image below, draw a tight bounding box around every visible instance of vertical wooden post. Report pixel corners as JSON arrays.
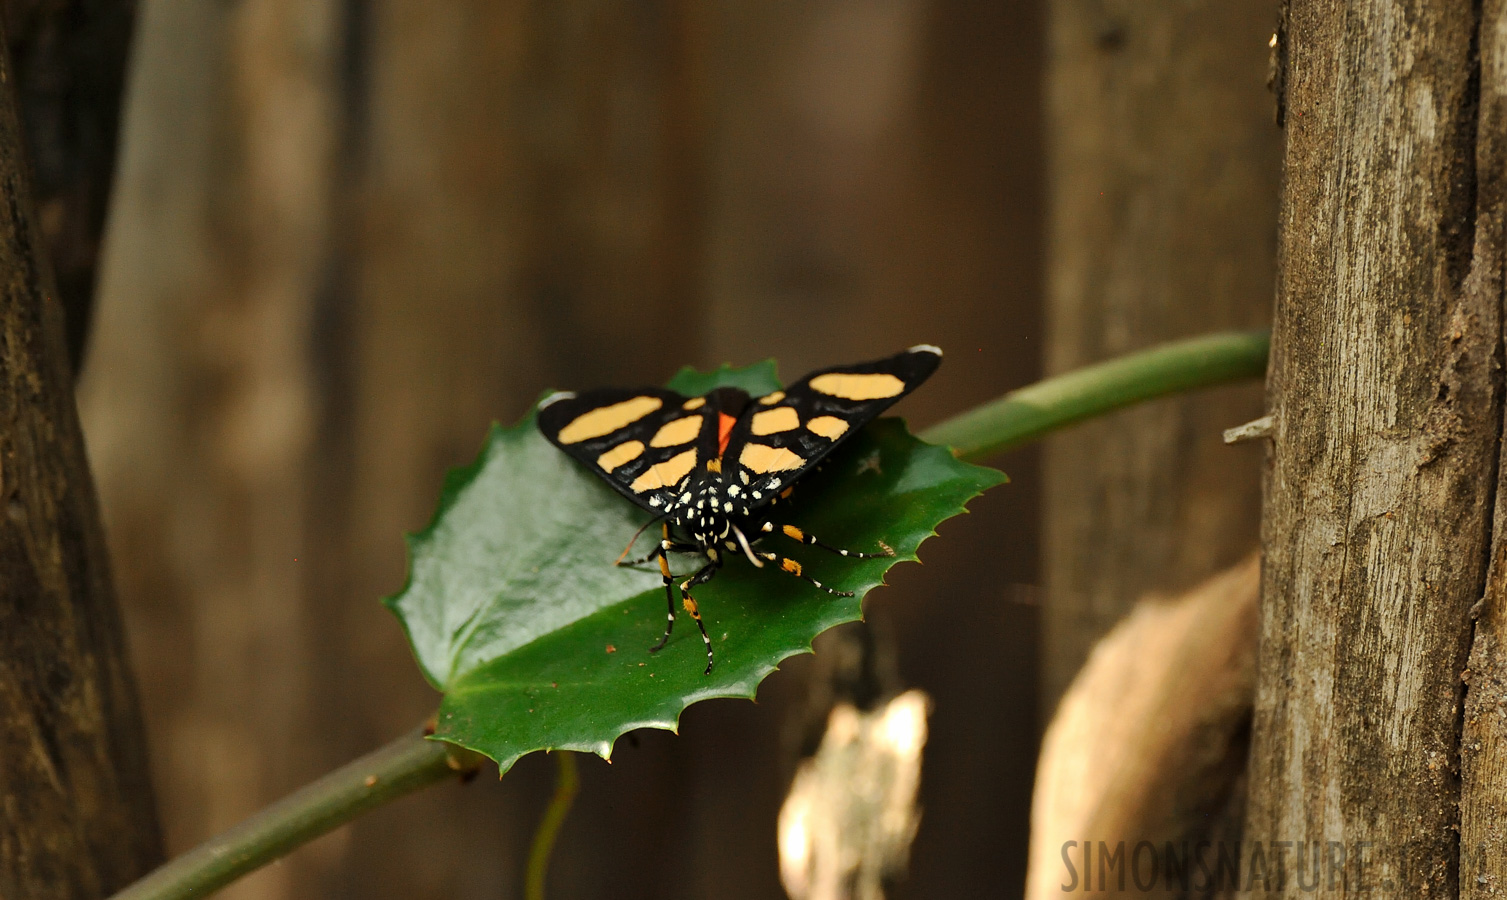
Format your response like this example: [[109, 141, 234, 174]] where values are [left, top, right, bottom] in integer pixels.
[[1247, 2, 1495, 896], [1041, 0, 1279, 710], [1455, 2, 1507, 895], [0, 11, 163, 897]]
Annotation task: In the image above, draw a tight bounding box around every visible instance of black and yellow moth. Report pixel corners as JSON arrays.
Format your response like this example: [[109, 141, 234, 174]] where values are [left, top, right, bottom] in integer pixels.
[[537, 345, 942, 674]]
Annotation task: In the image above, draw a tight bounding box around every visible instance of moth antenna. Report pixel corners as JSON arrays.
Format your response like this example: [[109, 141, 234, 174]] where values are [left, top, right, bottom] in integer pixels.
[[732, 524, 764, 568], [613, 515, 665, 566]]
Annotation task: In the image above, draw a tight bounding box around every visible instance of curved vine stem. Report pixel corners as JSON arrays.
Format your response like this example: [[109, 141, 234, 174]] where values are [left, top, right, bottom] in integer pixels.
[[922, 330, 1270, 462], [104, 329, 1269, 900], [107, 728, 483, 900], [524, 751, 581, 900]]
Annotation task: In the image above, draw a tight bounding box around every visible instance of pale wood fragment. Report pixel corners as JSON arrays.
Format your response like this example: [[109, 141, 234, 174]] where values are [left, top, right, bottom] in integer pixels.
[[1026, 558, 1257, 900]]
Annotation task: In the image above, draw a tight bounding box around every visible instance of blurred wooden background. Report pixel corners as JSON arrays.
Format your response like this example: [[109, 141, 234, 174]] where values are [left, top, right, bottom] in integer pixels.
[[32, 0, 1285, 895], [75, 1, 1044, 898]]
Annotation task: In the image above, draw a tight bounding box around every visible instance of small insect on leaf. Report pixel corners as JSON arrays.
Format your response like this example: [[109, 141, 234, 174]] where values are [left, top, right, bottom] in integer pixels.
[[537, 346, 945, 675], [385, 352, 1003, 775]]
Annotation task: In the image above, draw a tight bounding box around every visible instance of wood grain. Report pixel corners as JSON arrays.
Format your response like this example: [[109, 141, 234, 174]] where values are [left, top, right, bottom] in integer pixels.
[[1026, 558, 1257, 900], [0, 9, 161, 895], [1246, 2, 1496, 896], [1041, 0, 1278, 711], [1460, 1, 1507, 895]]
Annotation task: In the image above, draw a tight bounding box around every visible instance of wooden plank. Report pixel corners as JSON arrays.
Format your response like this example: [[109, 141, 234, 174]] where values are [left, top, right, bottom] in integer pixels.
[[1041, 0, 1279, 710], [1246, 2, 1493, 895]]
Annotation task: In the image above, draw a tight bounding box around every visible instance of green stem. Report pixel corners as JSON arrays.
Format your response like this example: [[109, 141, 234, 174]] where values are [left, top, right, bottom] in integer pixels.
[[107, 728, 483, 900], [102, 330, 1270, 900], [921, 330, 1270, 462], [524, 751, 581, 900]]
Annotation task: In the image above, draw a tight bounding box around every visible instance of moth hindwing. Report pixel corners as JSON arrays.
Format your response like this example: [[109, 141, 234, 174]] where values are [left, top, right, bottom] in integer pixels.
[[537, 345, 942, 516], [719, 345, 943, 506], [537, 345, 942, 674]]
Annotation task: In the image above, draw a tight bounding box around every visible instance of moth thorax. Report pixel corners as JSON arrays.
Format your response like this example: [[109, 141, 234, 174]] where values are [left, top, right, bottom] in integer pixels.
[[676, 503, 731, 546]]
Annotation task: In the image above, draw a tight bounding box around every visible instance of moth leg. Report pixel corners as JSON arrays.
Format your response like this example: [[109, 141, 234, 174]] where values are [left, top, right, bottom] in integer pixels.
[[677, 561, 722, 675], [759, 522, 895, 559], [620, 539, 698, 567], [649, 524, 680, 653], [758, 551, 855, 598]]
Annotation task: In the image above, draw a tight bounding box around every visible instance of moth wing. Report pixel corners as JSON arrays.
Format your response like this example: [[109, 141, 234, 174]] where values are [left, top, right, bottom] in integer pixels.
[[537, 386, 715, 513], [722, 345, 942, 508]]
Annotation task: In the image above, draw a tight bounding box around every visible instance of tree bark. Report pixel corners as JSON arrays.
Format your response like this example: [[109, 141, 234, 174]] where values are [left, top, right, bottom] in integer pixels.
[[1457, 3, 1507, 896], [0, 10, 162, 897], [1041, 0, 1279, 711], [1247, 2, 1498, 897], [1, 0, 137, 371]]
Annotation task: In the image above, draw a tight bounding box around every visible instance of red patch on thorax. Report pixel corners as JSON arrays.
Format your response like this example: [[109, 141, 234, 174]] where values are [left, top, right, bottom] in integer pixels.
[[717, 412, 736, 457]]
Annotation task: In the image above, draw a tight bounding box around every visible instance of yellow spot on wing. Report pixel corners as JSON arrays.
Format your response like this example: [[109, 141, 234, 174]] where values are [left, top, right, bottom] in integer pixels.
[[806, 415, 849, 440], [596, 440, 644, 473], [630, 448, 698, 492], [557, 396, 663, 443], [650, 415, 703, 447], [706, 457, 722, 473], [682, 396, 706, 410], [739, 443, 805, 474], [809, 372, 906, 401], [758, 391, 785, 405], [751, 407, 800, 435]]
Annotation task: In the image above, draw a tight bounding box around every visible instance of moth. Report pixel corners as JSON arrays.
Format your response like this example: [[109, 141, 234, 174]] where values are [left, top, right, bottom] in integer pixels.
[[537, 345, 942, 674]]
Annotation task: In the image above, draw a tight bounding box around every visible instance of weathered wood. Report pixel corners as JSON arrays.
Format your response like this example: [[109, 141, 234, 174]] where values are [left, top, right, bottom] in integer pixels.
[[1041, 0, 1278, 711], [1247, 2, 1496, 896], [1460, 1, 1507, 894], [78, 4, 340, 895], [0, 9, 161, 896], [1, 0, 137, 369], [1026, 558, 1257, 900]]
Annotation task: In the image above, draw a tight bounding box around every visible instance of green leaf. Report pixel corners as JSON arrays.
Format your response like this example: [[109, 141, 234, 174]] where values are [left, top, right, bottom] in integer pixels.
[[665, 359, 782, 397], [385, 364, 1004, 774]]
